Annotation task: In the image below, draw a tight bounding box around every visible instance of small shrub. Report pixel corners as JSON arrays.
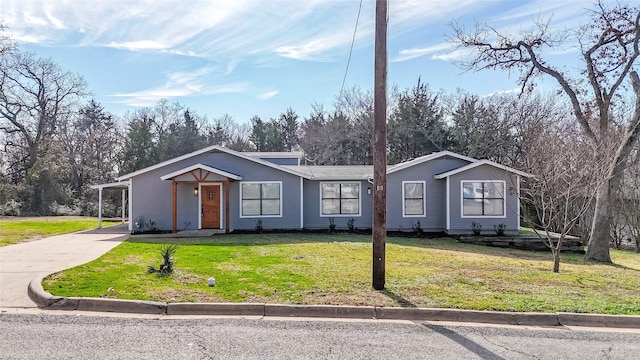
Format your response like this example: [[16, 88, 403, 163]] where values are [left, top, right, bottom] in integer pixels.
[[255, 219, 263, 233], [0, 199, 22, 216], [471, 221, 482, 236], [145, 219, 158, 231], [412, 220, 423, 235], [347, 218, 355, 233], [494, 223, 506, 236], [49, 201, 82, 216], [329, 217, 336, 233], [147, 244, 178, 275]]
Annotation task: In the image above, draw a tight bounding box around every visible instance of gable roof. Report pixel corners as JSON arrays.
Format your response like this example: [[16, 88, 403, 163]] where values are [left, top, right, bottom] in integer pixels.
[[387, 151, 477, 175], [159, 163, 243, 181], [116, 145, 310, 181], [434, 159, 532, 179]]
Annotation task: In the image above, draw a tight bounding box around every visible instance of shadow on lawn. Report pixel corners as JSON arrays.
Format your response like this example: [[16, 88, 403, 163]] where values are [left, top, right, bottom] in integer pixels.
[[379, 289, 417, 308], [126, 232, 640, 271]]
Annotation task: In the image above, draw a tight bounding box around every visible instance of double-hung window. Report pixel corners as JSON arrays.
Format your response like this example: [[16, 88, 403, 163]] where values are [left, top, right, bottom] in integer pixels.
[[321, 182, 360, 216], [403, 181, 425, 217], [240, 182, 281, 217], [461, 181, 505, 217]]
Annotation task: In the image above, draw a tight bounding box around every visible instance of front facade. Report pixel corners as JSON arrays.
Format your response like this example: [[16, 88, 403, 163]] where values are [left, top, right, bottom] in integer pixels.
[[100, 145, 528, 235]]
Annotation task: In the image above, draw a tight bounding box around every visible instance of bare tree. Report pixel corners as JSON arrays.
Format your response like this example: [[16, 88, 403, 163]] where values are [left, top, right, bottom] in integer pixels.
[[522, 123, 607, 272], [206, 113, 253, 151], [0, 24, 14, 57], [58, 100, 120, 193], [451, 1, 640, 263], [0, 51, 88, 182]]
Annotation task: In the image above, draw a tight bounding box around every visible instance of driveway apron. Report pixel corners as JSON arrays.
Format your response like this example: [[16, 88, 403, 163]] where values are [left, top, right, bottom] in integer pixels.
[[0, 224, 129, 308]]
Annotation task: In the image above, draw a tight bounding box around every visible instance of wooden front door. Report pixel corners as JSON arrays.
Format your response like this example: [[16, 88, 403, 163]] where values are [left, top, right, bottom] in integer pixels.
[[201, 185, 221, 229]]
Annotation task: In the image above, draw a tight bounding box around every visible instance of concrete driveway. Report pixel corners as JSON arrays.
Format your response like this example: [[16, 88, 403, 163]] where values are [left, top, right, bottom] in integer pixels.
[[0, 224, 129, 308]]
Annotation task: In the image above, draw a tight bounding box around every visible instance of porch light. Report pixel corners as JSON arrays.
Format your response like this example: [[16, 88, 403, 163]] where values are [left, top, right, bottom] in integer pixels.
[[193, 187, 199, 196]]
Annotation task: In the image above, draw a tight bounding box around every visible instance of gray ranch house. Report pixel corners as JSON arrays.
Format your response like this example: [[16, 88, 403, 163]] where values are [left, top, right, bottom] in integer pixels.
[[93, 145, 529, 235]]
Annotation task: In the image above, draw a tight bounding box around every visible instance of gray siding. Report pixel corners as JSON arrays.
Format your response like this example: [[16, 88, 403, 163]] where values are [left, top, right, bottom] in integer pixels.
[[302, 179, 373, 230], [130, 150, 302, 231], [128, 149, 521, 234], [386, 157, 471, 231], [447, 165, 520, 235]]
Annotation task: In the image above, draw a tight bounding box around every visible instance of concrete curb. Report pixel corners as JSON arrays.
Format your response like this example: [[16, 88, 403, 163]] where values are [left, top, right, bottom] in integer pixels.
[[265, 304, 377, 319], [558, 312, 640, 328], [27, 279, 640, 328], [167, 302, 264, 316]]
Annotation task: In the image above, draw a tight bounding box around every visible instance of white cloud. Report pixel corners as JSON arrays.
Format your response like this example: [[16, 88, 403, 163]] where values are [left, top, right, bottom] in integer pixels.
[[391, 0, 481, 27], [432, 48, 475, 62], [106, 40, 166, 51], [22, 11, 48, 27], [9, 32, 46, 44], [45, 11, 65, 29], [109, 67, 247, 107], [480, 87, 522, 98], [274, 38, 337, 61], [258, 90, 279, 100], [392, 43, 452, 62]]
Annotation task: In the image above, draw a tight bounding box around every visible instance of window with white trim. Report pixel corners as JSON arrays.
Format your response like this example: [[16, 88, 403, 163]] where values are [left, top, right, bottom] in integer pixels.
[[321, 182, 360, 216], [403, 181, 425, 217], [462, 181, 505, 217], [240, 182, 281, 217]]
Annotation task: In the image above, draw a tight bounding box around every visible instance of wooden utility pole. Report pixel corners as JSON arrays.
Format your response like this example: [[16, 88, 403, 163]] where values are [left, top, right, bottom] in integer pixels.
[[372, 0, 387, 290]]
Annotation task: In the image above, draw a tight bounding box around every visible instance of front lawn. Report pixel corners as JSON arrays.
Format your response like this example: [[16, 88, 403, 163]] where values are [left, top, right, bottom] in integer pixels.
[[43, 233, 640, 314], [0, 216, 120, 247]]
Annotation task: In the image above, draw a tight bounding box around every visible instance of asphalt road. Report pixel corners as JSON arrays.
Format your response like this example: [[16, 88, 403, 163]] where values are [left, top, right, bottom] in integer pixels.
[[1, 312, 639, 359]]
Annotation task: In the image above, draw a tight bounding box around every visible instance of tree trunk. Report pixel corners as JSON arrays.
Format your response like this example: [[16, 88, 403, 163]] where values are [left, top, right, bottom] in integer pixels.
[[586, 180, 613, 263], [552, 248, 560, 273]]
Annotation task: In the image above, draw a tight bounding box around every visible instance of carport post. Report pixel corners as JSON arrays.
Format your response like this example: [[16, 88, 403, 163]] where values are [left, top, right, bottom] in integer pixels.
[[98, 187, 103, 229], [121, 189, 126, 223]]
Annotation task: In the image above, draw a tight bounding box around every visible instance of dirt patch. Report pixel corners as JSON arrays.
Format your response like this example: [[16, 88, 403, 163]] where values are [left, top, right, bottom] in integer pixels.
[[122, 255, 144, 265], [174, 271, 204, 285], [18, 235, 45, 243]]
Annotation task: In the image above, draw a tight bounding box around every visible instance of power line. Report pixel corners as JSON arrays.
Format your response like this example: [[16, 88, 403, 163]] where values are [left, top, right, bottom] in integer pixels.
[[337, 0, 363, 111]]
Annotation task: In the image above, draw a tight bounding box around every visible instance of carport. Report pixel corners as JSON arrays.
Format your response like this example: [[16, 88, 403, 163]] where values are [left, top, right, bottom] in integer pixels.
[[90, 181, 130, 229]]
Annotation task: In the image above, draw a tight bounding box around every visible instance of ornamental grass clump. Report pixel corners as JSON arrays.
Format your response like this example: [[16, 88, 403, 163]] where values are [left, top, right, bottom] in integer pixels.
[[147, 244, 178, 275]]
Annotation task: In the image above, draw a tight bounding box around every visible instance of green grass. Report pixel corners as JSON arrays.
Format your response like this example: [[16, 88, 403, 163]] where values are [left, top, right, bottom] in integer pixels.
[[43, 233, 640, 314], [0, 216, 120, 247], [518, 227, 540, 236]]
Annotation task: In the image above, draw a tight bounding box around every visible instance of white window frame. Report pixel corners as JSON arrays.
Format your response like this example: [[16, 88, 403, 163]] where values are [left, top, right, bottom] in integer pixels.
[[460, 180, 506, 218], [319, 181, 362, 217], [239, 181, 283, 218], [402, 181, 426, 218]]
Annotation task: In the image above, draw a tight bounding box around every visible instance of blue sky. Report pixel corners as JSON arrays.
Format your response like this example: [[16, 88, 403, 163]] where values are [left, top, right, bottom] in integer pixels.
[[1, 0, 597, 124]]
